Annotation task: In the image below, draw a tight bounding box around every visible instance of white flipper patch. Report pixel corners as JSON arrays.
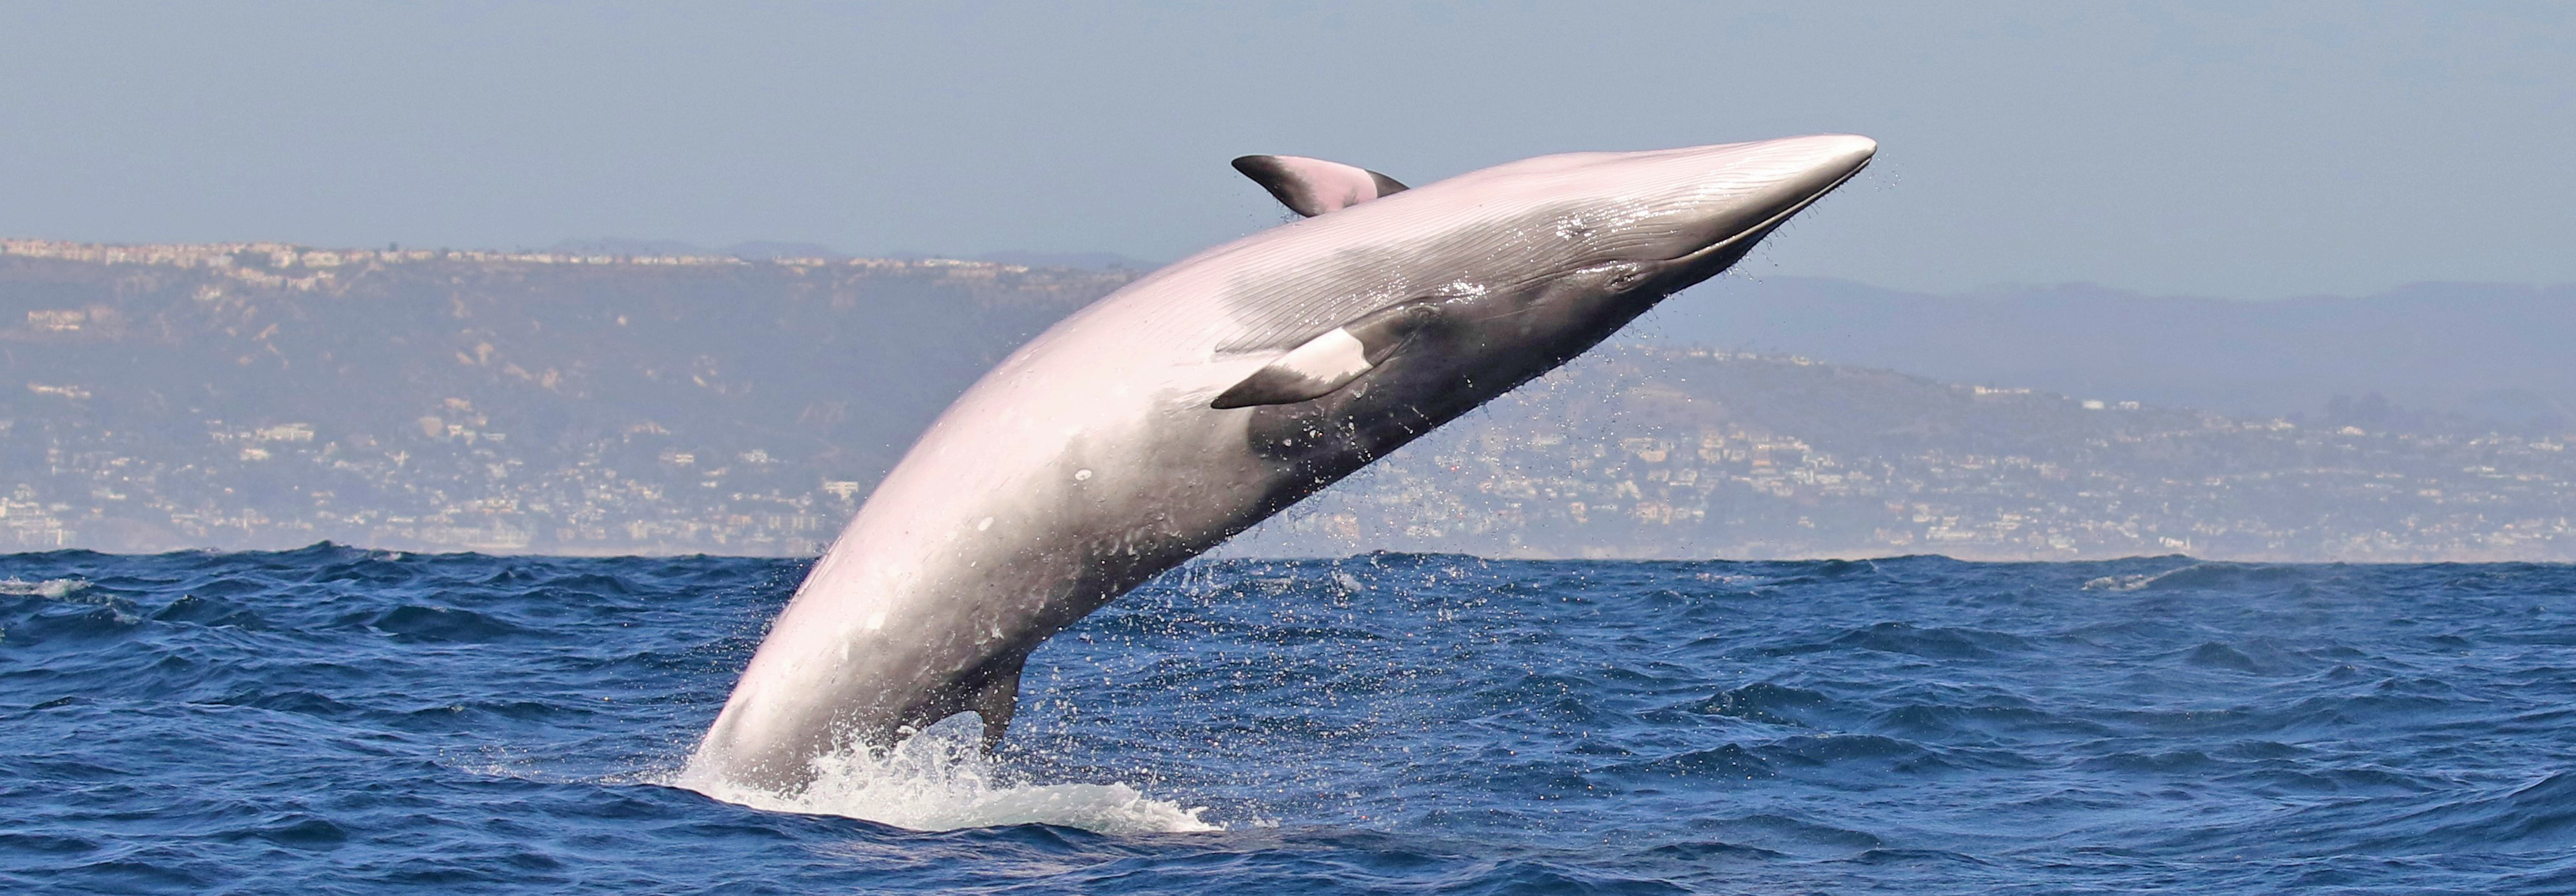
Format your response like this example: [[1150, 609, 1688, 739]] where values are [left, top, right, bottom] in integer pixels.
[[1211, 328, 1374, 409], [1211, 297, 1447, 409]]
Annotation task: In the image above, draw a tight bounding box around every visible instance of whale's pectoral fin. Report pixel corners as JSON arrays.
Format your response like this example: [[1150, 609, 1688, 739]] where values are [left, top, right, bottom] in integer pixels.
[[970, 661, 1024, 754], [1212, 299, 1443, 409], [1231, 155, 1409, 217]]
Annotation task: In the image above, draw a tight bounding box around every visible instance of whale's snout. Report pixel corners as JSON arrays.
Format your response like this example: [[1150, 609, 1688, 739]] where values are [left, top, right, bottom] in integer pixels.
[[1636, 133, 1873, 280], [1788, 133, 1878, 178], [1701, 133, 1874, 242], [1767, 133, 1875, 207]]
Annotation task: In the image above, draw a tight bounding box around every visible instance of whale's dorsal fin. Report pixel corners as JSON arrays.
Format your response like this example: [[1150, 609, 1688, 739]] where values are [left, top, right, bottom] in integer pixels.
[[1232, 155, 1409, 217], [970, 658, 1024, 754], [1212, 298, 1442, 408]]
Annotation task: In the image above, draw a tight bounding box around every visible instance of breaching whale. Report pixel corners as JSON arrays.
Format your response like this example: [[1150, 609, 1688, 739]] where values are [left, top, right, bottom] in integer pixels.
[[687, 135, 1877, 792]]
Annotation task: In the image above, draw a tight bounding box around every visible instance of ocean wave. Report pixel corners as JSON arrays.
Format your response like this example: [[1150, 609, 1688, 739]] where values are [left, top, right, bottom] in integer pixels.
[[0, 577, 91, 599], [7, 551, 2575, 893]]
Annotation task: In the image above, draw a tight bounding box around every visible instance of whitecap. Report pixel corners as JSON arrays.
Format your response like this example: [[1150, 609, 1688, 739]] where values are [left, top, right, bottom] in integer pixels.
[[0, 577, 90, 599]]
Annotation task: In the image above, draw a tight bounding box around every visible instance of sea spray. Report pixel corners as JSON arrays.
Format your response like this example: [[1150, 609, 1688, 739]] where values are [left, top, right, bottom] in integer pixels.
[[675, 716, 1217, 834]]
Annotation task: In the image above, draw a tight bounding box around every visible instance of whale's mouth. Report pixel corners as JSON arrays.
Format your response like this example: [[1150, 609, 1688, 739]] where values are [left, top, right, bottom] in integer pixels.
[[1659, 156, 1873, 271]]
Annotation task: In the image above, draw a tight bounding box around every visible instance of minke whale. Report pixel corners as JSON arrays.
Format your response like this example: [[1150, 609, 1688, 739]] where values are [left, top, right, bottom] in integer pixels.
[[687, 135, 1877, 791]]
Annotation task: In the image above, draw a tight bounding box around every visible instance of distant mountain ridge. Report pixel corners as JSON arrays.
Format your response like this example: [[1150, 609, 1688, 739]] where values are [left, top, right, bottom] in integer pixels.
[[541, 238, 1155, 271], [1634, 276, 2576, 433], [2, 238, 1129, 494], [4, 238, 2572, 560], [524, 243, 2576, 430]]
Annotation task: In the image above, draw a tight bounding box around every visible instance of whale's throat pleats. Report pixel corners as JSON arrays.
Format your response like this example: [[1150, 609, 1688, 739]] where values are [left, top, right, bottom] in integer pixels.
[[1211, 297, 1448, 408]]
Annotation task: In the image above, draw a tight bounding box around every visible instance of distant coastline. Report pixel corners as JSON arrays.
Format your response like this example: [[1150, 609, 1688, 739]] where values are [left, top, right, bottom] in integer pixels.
[[5, 238, 2572, 561]]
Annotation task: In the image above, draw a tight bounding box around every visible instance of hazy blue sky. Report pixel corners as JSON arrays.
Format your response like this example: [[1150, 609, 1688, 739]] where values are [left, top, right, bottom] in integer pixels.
[[4, 1, 2569, 297]]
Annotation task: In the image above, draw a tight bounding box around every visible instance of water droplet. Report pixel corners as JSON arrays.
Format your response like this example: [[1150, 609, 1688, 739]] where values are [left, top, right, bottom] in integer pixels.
[[1075, 469, 1094, 481]]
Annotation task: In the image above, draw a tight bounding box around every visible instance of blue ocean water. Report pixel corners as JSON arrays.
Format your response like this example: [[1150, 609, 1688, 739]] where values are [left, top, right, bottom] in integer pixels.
[[4, 547, 2573, 894]]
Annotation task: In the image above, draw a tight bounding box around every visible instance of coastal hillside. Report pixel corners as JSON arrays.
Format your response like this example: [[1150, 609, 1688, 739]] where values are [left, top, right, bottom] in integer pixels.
[[1638, 276, 2576, 432], [4, 240, 2570, 560]]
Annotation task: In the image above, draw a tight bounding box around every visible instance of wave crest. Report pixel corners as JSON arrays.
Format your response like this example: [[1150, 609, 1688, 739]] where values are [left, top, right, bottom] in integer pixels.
[[0, 577, 90, 599]]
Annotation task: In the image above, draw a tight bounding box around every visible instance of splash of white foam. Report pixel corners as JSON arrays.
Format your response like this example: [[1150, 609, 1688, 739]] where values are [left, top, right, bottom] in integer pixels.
[[2083, 574, 2150, 591], [0, 577, 89, 599], [675, 718, 1218, 835]]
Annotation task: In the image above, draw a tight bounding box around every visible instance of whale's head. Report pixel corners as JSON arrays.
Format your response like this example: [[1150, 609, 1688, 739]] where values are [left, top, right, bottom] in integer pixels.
[[1226, 134, 1875, 330], [1456, 133, 1877, 296], [1213, 135, 1876, 461]]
